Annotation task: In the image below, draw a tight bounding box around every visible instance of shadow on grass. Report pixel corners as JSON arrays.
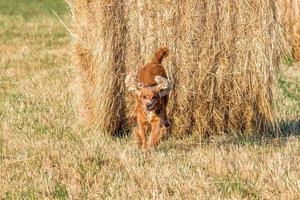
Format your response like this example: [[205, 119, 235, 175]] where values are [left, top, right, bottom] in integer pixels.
[[279, 119, 300, 136], [205, 119, 300, 148], [112, 119, 300, 152], [160, 119, 300, 151]]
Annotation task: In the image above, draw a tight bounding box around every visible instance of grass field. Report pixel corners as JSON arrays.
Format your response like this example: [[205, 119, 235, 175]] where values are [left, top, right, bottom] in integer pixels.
[[0, 0, 300, 199]]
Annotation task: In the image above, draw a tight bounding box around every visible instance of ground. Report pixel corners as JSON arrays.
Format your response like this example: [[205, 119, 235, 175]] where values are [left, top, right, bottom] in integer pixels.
[[0, 0, 299, 199]]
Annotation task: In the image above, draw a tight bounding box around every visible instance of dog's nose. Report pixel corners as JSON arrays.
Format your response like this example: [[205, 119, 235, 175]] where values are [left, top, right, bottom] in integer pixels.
[[146, 103, 152, 110]]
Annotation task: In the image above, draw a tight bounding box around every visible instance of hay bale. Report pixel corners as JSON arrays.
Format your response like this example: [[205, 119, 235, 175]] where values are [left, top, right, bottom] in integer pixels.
[[68, 0, 285, 136], [67, 0, 128, 134], [277, 0, 300, 60], [291, 20, 300, 60]]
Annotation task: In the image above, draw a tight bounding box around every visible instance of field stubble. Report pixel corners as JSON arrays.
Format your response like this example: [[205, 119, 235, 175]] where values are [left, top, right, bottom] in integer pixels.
[[0, 0, 300, 199]]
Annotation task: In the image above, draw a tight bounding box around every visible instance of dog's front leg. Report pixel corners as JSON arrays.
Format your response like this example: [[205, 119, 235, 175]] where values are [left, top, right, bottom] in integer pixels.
[[136, 117, 148, 150], [149, 119, 162, 148]]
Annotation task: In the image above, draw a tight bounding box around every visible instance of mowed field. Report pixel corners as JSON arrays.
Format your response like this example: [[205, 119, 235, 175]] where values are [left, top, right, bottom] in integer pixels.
[[1, 0, 300, 199]]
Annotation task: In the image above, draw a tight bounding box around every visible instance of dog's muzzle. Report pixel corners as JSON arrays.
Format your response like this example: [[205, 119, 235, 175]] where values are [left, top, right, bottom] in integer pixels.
[[146, 103, 154, 111]]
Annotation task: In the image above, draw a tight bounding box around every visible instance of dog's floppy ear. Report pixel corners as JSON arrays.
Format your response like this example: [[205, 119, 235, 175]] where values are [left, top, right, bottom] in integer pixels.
[[155, 75, 173, 97], [125, 72, 137, 92], [125, 72, 143, 95], [134, 83, 143, 96]]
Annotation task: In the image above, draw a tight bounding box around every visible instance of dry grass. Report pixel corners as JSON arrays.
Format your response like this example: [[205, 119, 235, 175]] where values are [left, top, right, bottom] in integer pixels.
[[68, 0, 286, 136], [1, 0, 300, 199]]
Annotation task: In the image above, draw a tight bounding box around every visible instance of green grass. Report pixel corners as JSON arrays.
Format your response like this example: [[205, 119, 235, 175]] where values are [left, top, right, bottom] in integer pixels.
[[0, 0, 300, 199], [0, 0, 67, 19], [215, 176, 258, 199], [282, 54, 294, 67], [278, 76, 300, 101], [53, 183, 69, 200]]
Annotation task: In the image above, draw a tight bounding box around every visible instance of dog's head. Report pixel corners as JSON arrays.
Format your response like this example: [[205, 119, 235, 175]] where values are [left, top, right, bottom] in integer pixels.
[[137, 87, 161, 111], [125, 73, 173, 111]]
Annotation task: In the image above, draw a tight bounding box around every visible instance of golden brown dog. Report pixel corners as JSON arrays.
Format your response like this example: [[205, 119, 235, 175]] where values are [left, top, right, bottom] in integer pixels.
[[125, 47, 172, 149]]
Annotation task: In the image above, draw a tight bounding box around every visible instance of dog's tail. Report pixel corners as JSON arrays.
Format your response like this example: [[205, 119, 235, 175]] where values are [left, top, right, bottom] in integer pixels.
[[151, 47, 169, 64]]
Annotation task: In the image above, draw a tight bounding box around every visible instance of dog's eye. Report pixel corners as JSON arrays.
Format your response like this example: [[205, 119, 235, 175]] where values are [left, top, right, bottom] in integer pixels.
[[143, 95, 147, 99]]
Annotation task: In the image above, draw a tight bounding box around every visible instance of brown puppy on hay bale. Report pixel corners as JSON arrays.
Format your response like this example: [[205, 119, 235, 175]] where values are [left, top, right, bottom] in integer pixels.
[[125, 47, 172, 149]]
